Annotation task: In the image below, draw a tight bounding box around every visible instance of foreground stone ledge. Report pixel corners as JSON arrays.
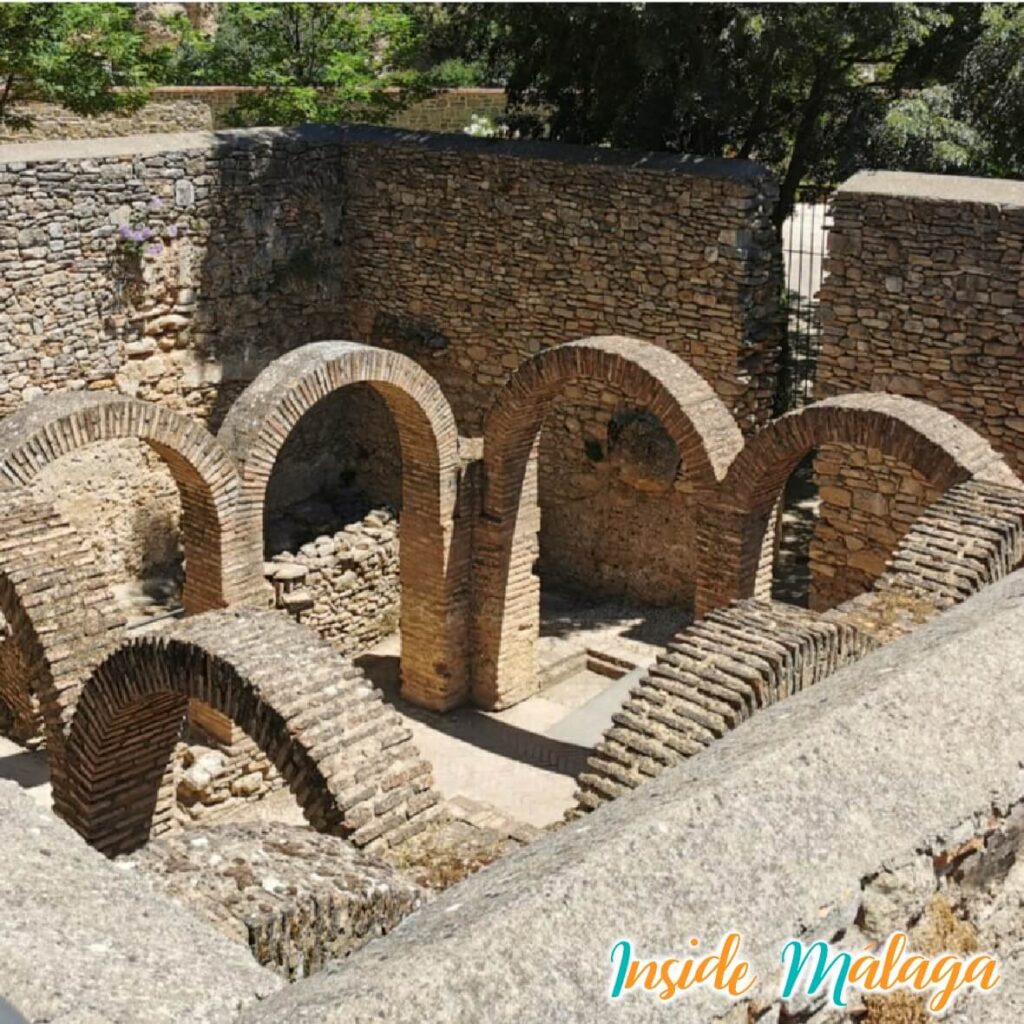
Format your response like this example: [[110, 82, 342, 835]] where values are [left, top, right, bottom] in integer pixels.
[[239, 569, 1024, 1023], [0, 780, 280, 1023]]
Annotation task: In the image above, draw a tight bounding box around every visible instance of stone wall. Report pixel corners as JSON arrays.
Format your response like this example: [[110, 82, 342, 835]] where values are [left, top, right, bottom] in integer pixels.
[[338, 127, 781, 605], [0, 98, 213, 143], [267, 508, 400, 656], [809, 444, 943, 609], [0, 125, 781, 612], [0, 127, 348, 599], [129, 822, 427, 981], [1, 86, 507, 141], [813, 172, 1024, 608]]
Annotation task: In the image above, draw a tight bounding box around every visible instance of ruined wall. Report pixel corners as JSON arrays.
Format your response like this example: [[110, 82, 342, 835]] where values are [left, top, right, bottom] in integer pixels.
[[0, 125, 780, 611], [813, 172, 1024, 608], [267, 509, 400, 655], [338, 127, 781, 604], [0, 127, 347, 587]]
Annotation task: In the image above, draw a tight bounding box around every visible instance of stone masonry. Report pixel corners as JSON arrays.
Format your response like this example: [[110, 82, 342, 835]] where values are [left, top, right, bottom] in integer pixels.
[[580, 476, 1024, 815], [1, 86, 508, 140], [127, 822, 427, 981], [0, 125, 781, 615], [0, 98, 212, 143], [267, 508, 400, 656], [814, 171, 1024, 608], [339, 126, 781, 608]]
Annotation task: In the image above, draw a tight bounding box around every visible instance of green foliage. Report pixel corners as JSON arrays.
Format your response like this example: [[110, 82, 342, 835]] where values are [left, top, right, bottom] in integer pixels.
[[957, 5, 1024, 176], [0, 3, 155, 131], [867, 85, 988, 175], [469, 3, 1022, 223], [160, 3, 438, 127]]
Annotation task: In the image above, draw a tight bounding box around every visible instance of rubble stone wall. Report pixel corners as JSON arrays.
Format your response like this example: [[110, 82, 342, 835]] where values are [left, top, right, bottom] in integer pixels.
[[813, 172, 1024, 608], [268, 509, 400, 656], [338, 127, 781, 605], [0, 98, 213, 142], [0, 125, 781, 613], [1, 86, 508, 140]]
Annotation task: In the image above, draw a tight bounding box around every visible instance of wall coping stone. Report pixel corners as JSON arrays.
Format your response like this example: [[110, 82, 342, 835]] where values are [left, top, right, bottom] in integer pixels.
[[0, 121, 773, 184], [839, 169, 1024, 208], [241, 567, 1024, 1024]]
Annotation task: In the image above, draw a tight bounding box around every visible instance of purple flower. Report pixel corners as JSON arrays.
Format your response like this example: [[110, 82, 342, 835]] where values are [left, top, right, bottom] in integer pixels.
[[129, 228, 145, 243], [117, 224, 132, 239], [140, 226, 155, 241], [145, 242, 164, 257]]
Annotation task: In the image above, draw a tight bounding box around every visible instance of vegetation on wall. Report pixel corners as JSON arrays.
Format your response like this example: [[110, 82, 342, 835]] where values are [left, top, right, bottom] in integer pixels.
[[159, 3, 436, 127], [4, 2, 1022, 205]]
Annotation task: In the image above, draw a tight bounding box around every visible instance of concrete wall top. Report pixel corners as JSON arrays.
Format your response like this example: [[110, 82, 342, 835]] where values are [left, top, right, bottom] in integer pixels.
[[0, 121, 772, 184], [242, 568, 1024, 1024], [840, 169, 1024, 208]]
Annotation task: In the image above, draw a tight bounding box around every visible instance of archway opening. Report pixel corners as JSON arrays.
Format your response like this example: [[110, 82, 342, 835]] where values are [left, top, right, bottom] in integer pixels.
[[769, 449, 819, 608], [260, 383, 406, 676], [475, 337, 744, 709], [535, 391, 694, 696]]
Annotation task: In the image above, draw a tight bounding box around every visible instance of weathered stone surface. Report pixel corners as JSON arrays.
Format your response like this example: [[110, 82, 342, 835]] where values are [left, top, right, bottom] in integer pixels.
[[267, 509, 400, 656], [238, 568, 1024, 1023], [0, 123, 781, 621], [695, 392, 1021, 616], [126, 822, 427, 981], [0, 780, 281, 1022]]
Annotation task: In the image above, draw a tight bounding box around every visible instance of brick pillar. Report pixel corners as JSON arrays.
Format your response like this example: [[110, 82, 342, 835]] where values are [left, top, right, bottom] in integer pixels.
[[471, 452, 540, 709], [397, 497, 473, 712], [695, 501, 775, 618]]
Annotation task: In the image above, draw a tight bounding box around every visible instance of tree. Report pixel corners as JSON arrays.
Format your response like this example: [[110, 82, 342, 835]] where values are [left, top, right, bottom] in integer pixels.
[[476, 3, 1007, 227], [957, 4, 1024, 176], [0, 3, 154, 132], [161, 3, 438, 127]]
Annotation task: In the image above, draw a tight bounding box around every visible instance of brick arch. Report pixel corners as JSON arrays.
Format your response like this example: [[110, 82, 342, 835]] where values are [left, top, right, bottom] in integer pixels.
[[695, 393, 1022, 616], [473, 335, 744, 708], [0, 493, 125, 791], [0, 392, 262, 613], [58, 608, 438, 857], [218, 341, 468, 711]]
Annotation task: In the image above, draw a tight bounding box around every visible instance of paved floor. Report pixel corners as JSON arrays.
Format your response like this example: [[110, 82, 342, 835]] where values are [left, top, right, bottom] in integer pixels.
[[0, 596, 681, 831]]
